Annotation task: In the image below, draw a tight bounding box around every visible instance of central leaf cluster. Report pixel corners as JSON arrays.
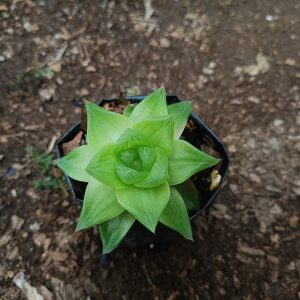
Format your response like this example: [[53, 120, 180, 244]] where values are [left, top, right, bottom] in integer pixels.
[[115, 129, 161, 185]]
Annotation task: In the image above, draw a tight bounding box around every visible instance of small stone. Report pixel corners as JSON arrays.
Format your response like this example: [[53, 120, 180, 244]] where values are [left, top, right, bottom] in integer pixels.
[[288, 261, 296, 270], [267, 255, 279, 264], [284, 58, 296, 66], [229, 184, 238, 193], [289, 216, 298, 228], [10, 189, 17, 197], [26, 188, 38, 200], [0, 55, 5, 62], [228, 145, 236, 153], [5, 166, 17, 177], [273, 119, 284, 127], [86, 65, 96, 72], [215, 270, 223, 281], [233, 275, 241, 288], [218, 287, 226, 296], [0, 234, 11, 247], [62, 200, 70, 207], [7, 246, 18, 260], [80, 88, 89, 96], [23, 21, 32, 33], [39, 87, 55, 101], [248, 96, 260, 104], [203, 67, 214, 75], [270, 204, 283, 215], [268, 137, 281, 151], [231, 99, 242, 105], [11, 215, 25, 231], [6, 28, 14, 35], [208, 61, 216, 69], [29, 222, 40, 232], [249, 173, 261, 184], [194, 75, 207, 90], [159, 37, 171, 48], [266, 185, 281, 193], [3, 49, 13, 59]]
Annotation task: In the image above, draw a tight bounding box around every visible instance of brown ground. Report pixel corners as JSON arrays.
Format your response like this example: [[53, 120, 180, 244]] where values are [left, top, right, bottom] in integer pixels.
[[1, 0, 300, 299]]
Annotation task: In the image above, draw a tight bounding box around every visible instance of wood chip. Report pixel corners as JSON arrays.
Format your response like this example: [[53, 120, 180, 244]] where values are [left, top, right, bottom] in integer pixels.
[[238, 244, 265, 256]]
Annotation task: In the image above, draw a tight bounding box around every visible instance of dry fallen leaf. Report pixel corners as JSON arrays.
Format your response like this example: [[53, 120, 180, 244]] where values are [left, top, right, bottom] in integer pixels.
[[209, 169, 221, 191], [62, 131, 83, 155]]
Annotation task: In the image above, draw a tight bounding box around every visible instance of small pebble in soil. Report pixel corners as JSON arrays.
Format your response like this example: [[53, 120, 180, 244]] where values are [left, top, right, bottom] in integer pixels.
[[5, 166, 17, 177], [11, 215, 25, 231], [10, 189, 17, 197], [29, 222, 40, 232], [229, 184, 238, 193]]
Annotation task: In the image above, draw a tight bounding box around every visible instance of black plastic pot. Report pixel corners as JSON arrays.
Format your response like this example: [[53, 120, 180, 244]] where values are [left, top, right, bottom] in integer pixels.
[[56, 95, 229, 248]]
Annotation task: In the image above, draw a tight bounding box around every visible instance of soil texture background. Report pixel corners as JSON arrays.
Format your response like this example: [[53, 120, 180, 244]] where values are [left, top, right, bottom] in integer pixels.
[[0, 0, 299, 299]]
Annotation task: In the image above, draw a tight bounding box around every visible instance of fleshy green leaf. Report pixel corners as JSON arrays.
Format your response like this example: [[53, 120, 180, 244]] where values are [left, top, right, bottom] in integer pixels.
[[137, 146, 156, 171], [86, 101, 132, 150], [129, 87, 168, 123], [133, 115, 174, 154], [168, 140, 220, 185], [56, 145, 94, 182], [159, 187, 193, 240], [115, 128, 151, 152], [116, 182, 170, 232], [76, 179, 124, 231], [100, 211, 135, 253], [134, 148, 168, 188], [115, 162, 146, 185], [86, 144, 126, 188], [123, 104, 135, 117], [168, 101, 193, 139], [175, 180, 199, 212]]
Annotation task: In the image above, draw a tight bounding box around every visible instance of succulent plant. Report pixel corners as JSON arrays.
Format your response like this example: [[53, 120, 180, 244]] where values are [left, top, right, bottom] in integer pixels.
[[57, 87, 219, 253]]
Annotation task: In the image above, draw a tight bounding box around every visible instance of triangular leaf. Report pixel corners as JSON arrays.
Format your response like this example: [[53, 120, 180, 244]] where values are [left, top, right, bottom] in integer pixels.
[[168, 101, 193, 139], [86, 143, 126, 188], [168, 140, 220, 185], [115, 128, 151, 152], [56, 145, 94, 182], [129, 87, 168, 123], [175, 180, 199, 212], [76, 178, 124, 231], [100, 211, 135, 253], [133, 115, 174, 154], [116, 182, 170, 232], [159, 187, 193, 240], [86, 101, 132, 150]]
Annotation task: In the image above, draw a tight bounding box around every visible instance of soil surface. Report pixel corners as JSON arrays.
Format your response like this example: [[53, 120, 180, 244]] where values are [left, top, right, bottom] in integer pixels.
[[1, 1, 299, 299]]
